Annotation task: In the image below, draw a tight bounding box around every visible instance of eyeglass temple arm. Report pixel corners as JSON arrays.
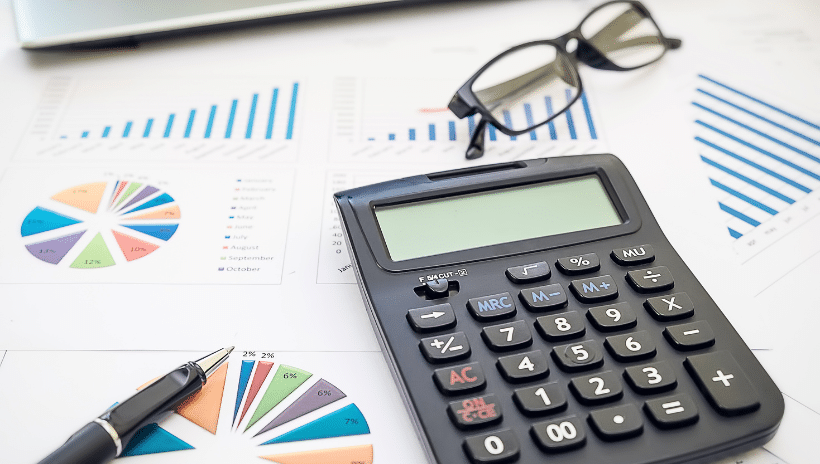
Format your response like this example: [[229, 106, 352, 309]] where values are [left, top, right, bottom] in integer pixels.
[[466, 118, 487, 160]]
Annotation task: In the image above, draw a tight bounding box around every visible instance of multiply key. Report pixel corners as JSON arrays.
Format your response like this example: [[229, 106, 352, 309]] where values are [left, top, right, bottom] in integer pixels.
[[645, 292, 694, 321]]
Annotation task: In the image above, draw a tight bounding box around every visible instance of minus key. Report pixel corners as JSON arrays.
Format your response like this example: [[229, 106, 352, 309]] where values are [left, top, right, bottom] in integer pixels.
[[663, 320, 715, 351]]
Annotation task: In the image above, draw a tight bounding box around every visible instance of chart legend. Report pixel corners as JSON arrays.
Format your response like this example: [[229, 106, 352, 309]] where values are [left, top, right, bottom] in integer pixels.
[[16, 76, 302, 162]]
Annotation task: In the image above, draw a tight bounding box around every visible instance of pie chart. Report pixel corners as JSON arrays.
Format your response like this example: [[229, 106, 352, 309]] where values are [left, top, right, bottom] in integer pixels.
[[119, 358, 374, 463], [20, 180, 180, 268]]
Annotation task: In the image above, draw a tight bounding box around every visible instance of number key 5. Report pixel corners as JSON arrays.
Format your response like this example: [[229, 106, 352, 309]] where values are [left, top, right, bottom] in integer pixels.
[[551, 340, 604, 372]]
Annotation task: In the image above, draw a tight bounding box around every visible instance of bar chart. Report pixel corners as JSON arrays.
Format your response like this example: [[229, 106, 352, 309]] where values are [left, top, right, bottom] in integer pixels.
[[692, 74, 820, 258], [16, 77, 302, 162], [329, 77, 604, 163]]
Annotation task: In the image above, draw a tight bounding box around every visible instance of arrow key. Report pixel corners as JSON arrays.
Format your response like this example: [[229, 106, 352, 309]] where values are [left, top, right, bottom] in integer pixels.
[[407, 303, 457, 333]]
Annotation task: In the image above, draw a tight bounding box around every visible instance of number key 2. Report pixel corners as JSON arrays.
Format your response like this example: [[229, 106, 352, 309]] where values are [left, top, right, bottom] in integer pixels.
[[569, 370, 623, 405]]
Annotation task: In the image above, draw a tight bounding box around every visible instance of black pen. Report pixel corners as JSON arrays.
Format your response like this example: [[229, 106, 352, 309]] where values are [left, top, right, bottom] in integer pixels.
[[38, 347, 234, 464]]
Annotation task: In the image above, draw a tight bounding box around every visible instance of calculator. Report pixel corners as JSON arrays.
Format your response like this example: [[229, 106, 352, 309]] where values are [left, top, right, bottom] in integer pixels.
[[334, 155, 783, 464]]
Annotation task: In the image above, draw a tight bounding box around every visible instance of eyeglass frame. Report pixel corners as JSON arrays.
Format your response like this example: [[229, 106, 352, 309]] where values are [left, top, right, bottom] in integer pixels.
[[448, 0, 682, 159]]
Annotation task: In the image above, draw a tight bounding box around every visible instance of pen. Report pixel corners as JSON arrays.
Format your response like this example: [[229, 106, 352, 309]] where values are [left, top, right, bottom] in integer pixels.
[[37, 346, 234, 464]]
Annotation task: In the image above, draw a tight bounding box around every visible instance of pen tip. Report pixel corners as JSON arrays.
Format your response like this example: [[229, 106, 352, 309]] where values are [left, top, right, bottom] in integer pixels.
[[195, 347, 234, 378]]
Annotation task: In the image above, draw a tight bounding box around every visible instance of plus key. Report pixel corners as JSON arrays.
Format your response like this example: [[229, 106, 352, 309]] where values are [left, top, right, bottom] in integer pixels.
[[684, 351, 760, 416]]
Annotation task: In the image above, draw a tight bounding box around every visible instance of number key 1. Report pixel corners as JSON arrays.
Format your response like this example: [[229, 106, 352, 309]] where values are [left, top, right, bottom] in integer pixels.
[[513, 382, 567, 416]]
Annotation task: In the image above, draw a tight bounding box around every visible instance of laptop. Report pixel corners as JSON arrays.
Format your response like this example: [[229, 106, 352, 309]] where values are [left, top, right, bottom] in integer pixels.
[[12, 0, 430, 49]]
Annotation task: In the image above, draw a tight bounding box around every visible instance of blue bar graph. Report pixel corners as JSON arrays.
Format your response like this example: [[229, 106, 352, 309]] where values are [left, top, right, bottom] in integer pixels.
[[246, 93, 258, 139], [448, 121, 456, 141], [409, 129, 416, 140], [581, 93, 597, 139], [266, 88, 278, 140], [545, 96, 557, 140], [286, 83, 298, 140], [225, 99, 238, 139], [524, 103, 536, 140], [429, 124, 436, 141], [81, 131, 89, 138], [488, 124, 497, 141], [389, 133, 395, 140], [184, 110, 196, 138], [693, 74, 820, 239], [502, 111, 516, 140], [163, 114, 175, 138], [123, 122, 133, 138], [564, 89, 576, 140], [205, 106, 217, 139], [143, 119, 154, 138], [102, 126, 111, 138]]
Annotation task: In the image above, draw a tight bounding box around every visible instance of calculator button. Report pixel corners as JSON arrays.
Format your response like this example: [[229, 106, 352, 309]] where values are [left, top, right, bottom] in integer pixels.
[[644, 393, 699, 429], [604, 330, 657, 362], [434, 362, 486, 396], [513, 382, 567, 417], [463, 428, 520, 464], [569, 275, 619, 303], [626, 266, 675, 293], [448, 394, 503, 430], [551, 340, 604, 372], [468, 293, 517, 322], [518, 284, 567, 312], [506, 261, 550, 284], [684, 351, 760, 416], [482, 320, 532, 352], [423, 278, 450, 299], [586, 302, 637, 332], [420, 332, 471, 364], [497, 350, 549, 383], [623, 360, 678, 394], [530, 416, 586, 452], [663, 320, 716, 351], [556, 253, 600, 275], [569, 370, 623, 405], [406, 303, 457, 333], [588, 404, 643, 441], [645, 292, 695, 321], [535, 312, 586, 342], [611, 244, 655, 265]]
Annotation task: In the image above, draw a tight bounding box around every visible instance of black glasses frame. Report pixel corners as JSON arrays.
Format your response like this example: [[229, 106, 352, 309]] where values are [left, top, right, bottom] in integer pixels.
[[448, 0, 682, 159]]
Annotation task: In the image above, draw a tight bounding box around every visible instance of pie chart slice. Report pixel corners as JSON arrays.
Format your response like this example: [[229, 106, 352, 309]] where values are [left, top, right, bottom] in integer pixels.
[[25, 231, 87, 264], [260, 445, 374, 464], [21, 207, 82, 237], [51, 182, 107, 214], [119, 424, 194, 457]]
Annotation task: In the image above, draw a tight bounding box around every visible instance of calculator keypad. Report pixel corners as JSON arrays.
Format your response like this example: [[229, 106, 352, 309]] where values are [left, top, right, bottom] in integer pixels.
[[644, 292, 695, 321], [569, 275, 619, 303], [569, 370, 624, 405], [551, 340, 605, 372], [535, 312, 586, 342], [518, 284, 567, 312], [497, 350, 550, 383], [482, 320, 533, 352]]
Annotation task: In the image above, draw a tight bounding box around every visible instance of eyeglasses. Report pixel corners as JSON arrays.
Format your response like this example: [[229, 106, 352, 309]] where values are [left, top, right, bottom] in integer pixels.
[[448, 0, 681, 159]]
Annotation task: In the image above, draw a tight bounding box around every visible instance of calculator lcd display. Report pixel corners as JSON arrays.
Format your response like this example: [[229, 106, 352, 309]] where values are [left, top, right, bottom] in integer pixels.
[[375, 175, 622, 261]]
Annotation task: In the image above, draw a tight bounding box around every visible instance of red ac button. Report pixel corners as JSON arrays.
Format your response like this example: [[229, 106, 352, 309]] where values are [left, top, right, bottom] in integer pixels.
[[434, 362, 486, 396]]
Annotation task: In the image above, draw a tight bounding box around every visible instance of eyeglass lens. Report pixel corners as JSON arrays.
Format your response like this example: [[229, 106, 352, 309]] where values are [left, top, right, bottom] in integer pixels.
[[580, 2, 665, 68], [471, 44, 581, 132]]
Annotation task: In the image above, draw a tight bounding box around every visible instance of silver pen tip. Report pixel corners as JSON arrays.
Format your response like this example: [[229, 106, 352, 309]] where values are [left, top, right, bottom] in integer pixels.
[[194, 347, 234, 378]]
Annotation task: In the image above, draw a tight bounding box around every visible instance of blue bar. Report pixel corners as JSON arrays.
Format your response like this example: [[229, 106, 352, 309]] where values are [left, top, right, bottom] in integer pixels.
[[700, 155, 795, 204], [697, 88, 819, 147], [719, 202, 761, 227], [524, 103, 536, 140], [565, 89, 577, 139], [205, 106, 217, 139], [163, 114, 175, 138], [246, 93, 258, 139], [581, 93, 597, 139], [266, 88, 279, 140], [698, 74, 820, 131], [81, 131, 89, 138], [696, 120, 820, 182], [60, 135, 67, 139], [184, 110, 196, 138], [692, 102, 820, 164], [545, 97, 557, 140], [448, 121, 456, 141], [286, 83, 298, 140], [102, 126, 111, 138], [696, 136, 811, 193], [728, 227, 743, 239], [502, 111, 517, 140], [367, 137, 375, 141], [467, 115, 476, 137], [388, 133, 395, 140], [429, 124, 436, 141], [225, 99, 238, 139], [123, 122, 133, 138], [143, 119, 154, 138], [710, 178, 778, 215], [488, 124, 497, 141], [409, 129, 416, 140]]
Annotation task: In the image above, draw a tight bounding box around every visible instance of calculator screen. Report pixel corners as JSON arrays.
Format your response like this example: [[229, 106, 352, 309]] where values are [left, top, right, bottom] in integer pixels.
[[375, 175, 622, 261]]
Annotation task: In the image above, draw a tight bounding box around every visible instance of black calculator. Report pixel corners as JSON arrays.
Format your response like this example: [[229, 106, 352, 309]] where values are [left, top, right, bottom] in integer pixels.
[[335, 155, 783, 464]]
